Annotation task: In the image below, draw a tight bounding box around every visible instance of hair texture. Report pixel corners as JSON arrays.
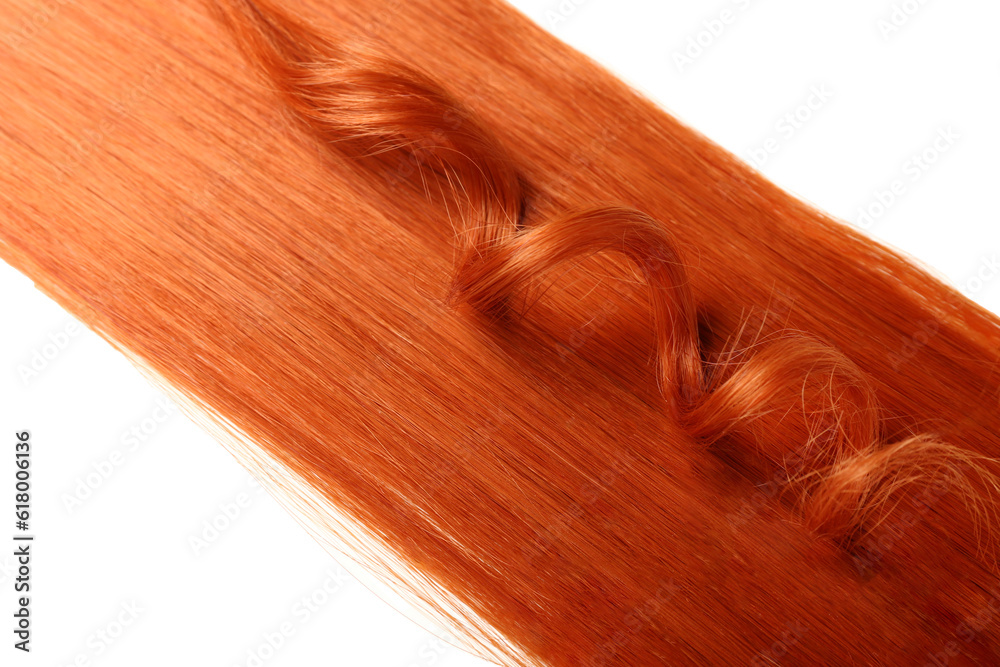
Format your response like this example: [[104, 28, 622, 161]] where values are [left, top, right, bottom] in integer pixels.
[[3, 0, 1000, 664], [209, 0, 1000, 558]]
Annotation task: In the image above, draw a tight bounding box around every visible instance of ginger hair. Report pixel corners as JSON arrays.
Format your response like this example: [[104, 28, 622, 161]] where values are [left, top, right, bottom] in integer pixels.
[[1, 0, 999, 663]]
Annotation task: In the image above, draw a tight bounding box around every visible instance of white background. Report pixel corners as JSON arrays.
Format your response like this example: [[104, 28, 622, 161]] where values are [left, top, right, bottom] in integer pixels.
[[1, 0, 997, 665]]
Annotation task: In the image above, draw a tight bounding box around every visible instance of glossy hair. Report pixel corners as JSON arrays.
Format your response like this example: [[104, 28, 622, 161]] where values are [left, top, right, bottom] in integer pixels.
[[2, 0, 1000, 663]]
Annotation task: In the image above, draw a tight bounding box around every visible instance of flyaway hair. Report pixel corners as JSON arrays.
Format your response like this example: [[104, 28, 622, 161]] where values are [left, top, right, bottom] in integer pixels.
[[2, 0, 1000, 664]]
